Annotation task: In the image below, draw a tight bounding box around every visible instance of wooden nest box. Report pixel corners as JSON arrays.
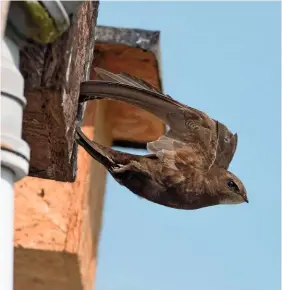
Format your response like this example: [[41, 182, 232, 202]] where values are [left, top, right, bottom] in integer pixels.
[[22, 23, 165, 182]]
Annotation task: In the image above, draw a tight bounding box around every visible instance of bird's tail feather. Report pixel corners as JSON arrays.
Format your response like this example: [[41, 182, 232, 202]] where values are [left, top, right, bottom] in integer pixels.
[[76, 126, 115, 170], [76, 126, 144, 171]]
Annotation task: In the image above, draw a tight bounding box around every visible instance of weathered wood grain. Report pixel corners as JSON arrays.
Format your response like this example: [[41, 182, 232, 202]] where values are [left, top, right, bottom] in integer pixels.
[[20, 1, 99, 181]]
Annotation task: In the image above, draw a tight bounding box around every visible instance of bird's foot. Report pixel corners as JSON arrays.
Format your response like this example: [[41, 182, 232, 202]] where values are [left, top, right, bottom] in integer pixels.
[[112, 165, 129, 174], [111, 165, 131, 185]]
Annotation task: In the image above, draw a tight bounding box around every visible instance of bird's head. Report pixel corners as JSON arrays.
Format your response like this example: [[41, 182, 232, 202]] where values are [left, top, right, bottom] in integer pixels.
[[210, 169, 248, 205]]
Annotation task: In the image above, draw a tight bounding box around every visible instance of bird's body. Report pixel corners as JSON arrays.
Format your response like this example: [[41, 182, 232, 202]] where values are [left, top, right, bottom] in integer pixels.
[[76, 128, 222, 209], [76, 68, 248, 210]]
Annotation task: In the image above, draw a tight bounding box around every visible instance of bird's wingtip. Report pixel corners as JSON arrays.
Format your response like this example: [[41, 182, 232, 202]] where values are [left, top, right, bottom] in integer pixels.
[[75, 125, 84, 141], [94, 67, 101, 72], [94, 67, 108, 75]]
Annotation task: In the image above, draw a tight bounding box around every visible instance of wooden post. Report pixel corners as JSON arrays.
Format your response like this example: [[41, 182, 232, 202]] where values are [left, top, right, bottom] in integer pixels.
[[14, 99, 112, 290]]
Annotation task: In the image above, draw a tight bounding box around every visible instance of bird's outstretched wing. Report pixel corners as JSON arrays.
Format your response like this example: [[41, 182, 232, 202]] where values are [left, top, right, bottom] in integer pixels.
[[80, 68, 238, 169]]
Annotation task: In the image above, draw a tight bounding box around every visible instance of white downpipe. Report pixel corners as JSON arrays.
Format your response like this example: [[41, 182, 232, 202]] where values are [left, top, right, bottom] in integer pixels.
[[0, 167, 15, 289], [1, 37, 30, 289]]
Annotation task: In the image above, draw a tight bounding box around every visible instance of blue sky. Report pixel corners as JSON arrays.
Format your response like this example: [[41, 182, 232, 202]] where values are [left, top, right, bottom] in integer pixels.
[[95, 2, 281, 290]]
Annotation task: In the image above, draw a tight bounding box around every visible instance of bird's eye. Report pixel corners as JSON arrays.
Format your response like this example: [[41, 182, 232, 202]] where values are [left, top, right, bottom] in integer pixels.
[[227, 179, 240, 192], [224, 136, 230, 143]]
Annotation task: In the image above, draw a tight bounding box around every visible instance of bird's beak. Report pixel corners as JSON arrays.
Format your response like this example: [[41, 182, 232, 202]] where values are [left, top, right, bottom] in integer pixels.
[[244, 196, 249, 203]]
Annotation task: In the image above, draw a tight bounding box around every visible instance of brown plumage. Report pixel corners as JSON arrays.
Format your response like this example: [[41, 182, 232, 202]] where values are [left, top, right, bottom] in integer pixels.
[[76, 68, 248, 210]]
